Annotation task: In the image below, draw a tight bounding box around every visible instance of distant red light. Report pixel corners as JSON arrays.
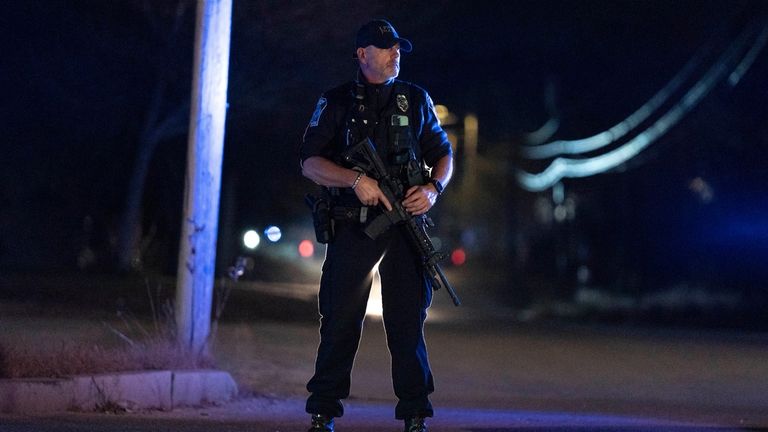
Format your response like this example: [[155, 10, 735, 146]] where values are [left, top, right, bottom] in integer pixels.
[[451, 248, 466, 266], [298, 240, 314, 258]]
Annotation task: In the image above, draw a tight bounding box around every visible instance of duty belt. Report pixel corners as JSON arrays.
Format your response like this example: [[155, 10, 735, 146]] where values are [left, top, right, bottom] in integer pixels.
[[331, 205, 371, 224]]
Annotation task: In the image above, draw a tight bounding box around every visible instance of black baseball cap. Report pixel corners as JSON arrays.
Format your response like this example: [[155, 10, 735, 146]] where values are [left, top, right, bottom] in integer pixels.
[[353, 19, 413, 58]]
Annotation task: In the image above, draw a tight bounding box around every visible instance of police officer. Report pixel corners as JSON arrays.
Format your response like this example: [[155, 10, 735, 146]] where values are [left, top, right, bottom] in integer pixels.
[[299, 19, 453, 432]]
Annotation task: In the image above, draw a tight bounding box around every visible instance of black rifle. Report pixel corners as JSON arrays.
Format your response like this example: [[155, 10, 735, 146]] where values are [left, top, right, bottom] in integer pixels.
[[342, 138, 460, 306]]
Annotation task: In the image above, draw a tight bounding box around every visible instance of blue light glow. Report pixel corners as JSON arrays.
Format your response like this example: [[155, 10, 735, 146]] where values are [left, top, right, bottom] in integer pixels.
[[707, 211, 768, 247], [264, 225, 282, 242]]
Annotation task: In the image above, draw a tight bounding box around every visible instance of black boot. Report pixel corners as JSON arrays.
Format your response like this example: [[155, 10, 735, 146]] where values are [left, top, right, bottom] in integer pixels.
[[308, 413, 334, 432], [404, 416, 427, 432]]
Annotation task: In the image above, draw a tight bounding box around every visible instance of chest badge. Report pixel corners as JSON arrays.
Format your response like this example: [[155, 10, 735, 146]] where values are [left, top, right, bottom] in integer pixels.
[[396, 94, 408, 113]]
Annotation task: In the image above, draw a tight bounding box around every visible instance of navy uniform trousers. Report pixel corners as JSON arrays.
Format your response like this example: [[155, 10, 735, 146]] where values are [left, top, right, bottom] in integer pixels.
[[305, 218, 435, 420]]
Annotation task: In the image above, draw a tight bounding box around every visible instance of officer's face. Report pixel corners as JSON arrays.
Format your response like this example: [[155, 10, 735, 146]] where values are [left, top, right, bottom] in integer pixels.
[[359, 43, 400, 84]]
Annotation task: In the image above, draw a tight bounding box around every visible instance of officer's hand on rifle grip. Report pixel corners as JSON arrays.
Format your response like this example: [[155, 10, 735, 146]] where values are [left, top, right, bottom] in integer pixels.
[[403, 185, 437, 216], [353, 174, 393, 211]]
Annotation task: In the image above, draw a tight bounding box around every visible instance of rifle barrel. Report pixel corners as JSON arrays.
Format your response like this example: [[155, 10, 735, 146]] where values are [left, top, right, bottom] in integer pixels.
[[436, 264, 461, 306]]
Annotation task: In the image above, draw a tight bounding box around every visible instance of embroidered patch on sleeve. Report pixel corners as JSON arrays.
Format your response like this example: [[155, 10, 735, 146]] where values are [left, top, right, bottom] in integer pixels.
[[309, 97, 328, 127]]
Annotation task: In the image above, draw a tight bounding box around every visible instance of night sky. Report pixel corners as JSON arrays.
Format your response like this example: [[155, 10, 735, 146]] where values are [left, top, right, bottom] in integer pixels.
[[2, 1, 767, 320]]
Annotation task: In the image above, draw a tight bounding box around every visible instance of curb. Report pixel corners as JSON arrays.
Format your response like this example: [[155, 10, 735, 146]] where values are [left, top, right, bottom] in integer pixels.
[[0, 369, 237, 414]]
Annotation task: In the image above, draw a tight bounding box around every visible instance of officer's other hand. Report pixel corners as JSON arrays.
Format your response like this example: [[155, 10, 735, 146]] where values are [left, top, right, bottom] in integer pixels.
[[403, 185, 437, 215], [354, 175, 393, 211]]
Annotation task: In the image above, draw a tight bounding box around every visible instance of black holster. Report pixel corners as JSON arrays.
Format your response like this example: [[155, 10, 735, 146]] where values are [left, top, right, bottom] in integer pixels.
[[305, 193, 334, 244]]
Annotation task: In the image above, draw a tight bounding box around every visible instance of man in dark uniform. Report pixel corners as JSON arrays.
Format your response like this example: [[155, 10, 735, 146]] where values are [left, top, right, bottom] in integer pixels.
[[299, 19, 453, 432]]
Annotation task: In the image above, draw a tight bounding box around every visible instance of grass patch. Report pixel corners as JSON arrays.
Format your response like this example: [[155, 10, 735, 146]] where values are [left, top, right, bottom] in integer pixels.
[[0, 334, 215, 379], [0, 260, 250, 380], [0, 284, 215, 380], [0, 340, 215, 378]]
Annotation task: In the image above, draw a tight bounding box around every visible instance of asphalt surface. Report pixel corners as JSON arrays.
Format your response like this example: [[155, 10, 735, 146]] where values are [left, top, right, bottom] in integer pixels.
[[2, 275, 768, 431], [0, 402, 764, 432]]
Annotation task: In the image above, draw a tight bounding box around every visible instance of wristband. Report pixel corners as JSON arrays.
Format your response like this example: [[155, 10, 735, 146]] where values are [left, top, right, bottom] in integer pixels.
[[351, 171, 364, 189]]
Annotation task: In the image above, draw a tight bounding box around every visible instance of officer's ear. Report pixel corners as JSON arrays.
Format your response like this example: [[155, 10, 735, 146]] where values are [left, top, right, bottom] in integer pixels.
[[356, 47, 367, 64]]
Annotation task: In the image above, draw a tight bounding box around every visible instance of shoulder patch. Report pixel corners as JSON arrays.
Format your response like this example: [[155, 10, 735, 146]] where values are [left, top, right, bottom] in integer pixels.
[[309, 97, 328, 127]]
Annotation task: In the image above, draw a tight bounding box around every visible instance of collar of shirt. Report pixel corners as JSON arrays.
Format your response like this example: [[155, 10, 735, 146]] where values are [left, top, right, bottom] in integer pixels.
[[356, 71, 394, 117]]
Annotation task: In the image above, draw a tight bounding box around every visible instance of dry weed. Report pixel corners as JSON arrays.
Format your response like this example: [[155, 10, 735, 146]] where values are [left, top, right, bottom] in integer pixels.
[[0, 337, 215, 379]]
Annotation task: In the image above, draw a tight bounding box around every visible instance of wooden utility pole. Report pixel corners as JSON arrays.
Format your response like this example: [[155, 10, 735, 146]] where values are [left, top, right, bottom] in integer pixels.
[[176, 0, 232, 353]]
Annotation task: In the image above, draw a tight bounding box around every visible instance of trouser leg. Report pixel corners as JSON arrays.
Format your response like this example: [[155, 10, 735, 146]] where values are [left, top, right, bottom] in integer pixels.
[[379, 227, 434, 420], [306, 224, 384, 417]]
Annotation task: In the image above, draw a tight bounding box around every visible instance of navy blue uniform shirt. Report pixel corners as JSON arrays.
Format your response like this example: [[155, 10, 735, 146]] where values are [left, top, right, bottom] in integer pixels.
[[300, 77, 452, 170]]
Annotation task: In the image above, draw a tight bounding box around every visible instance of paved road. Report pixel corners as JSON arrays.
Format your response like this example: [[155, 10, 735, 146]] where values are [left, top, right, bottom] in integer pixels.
[[0, 404, 762, 432], [2, 278, 768, 431], [0, 398, 758, 432]]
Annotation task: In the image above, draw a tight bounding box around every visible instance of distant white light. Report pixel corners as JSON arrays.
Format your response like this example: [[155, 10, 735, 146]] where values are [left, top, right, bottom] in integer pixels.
[[264, 225, 282, 242], [243, 230, 261, 249], [366, 260, 384, 319]]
